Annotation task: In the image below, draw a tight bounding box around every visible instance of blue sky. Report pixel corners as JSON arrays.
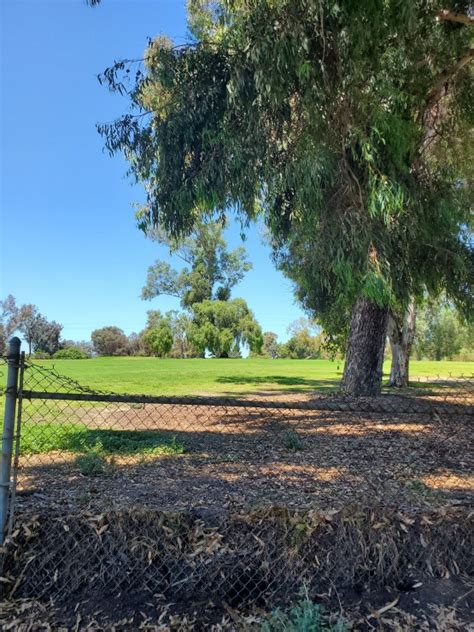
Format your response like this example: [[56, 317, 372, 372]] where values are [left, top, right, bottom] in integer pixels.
[[0, 0, 305, 344]]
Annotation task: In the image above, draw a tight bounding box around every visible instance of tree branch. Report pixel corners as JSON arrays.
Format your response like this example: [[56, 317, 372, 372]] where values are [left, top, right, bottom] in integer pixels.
[[437, 10, 474, 26], [143, 290, 183, 301], [424, 48, 474, 110]]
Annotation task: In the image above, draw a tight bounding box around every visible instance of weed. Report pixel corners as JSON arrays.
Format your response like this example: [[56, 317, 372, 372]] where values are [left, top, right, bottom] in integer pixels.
[[282, 430, 304, 451], [261, 599, 346, 632], [403, 478, 439, 500], [74, 451, 108, 476], [77, 493, 93, 504]]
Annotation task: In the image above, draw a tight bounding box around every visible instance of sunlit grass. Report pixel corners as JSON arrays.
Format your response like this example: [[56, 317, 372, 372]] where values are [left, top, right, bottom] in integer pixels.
[[7, 357, 472, 398]]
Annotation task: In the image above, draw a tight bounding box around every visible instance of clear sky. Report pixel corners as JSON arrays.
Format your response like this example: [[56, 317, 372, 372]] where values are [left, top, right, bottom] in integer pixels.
[[0, 0, 306, 344]]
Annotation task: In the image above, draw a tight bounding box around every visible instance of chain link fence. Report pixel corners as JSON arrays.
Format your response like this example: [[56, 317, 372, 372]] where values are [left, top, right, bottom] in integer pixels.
[[1, 350, 473, 627]]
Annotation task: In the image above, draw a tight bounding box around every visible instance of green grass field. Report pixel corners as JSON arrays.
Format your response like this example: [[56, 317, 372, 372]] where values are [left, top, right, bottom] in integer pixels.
[[16, 356, 474, 396]]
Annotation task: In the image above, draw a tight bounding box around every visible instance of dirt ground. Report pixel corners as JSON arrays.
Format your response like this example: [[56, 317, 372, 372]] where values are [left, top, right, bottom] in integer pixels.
[[15, 391, 473, 515], [3, 388, 472, 631], [1, 576, 473, 631]]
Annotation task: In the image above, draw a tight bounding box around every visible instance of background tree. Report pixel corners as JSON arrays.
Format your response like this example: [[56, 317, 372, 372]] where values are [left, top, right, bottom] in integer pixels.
[[188, 298, 262, 358], [54, 347, 90, 360], [126, 332, 142, 356], [142, 324, 173, 357], [14, 304, 38, 355], [142, 221, 251, 309], [0, 295, 18, 354], [140, 311, 174, 357], [167, 311, 199, 358], [99, 0, 473, 395], [1, 296, 63, 356], [13, 304, 62, 356], [262, 332, 279, 359], [278, 318, 323, 359], [91, 326, 129, 356], [413, 298, 473, 361], [29, 316, 63, 356]]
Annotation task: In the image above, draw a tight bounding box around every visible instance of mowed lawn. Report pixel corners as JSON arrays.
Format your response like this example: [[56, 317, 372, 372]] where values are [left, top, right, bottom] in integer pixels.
[[14, 357, 474, 396]]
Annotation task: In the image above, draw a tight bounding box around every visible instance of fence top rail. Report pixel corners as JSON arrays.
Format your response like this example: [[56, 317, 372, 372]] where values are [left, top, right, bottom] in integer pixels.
[[20, 388, 474, 416]]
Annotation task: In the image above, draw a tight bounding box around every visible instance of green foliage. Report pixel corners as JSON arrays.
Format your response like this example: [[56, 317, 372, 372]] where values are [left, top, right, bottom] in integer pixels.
[[0, 324, 5, 355], [188, 297, 262, 357], [142, 220, 251, 309], [261, 598, 346, 632], [414, 298, 473, 361], [0, 295, 18, 353], [140, 310, 199, 357], [277, 318, 330, 359], [141, 314, 174, 357], [99, 0, 473, 345], [54, 347, 89, 360], [168, 311, 199, 358], [33, 350, 52, 359]]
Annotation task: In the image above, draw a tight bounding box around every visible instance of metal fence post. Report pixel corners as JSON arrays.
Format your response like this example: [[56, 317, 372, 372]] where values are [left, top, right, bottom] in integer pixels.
[[0, 337, 21, 545]]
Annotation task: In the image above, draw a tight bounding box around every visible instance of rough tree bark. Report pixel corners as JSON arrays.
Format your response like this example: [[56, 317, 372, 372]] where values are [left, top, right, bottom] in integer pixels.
[[341, 297, 389, 396], [387, 301, 417, 388]]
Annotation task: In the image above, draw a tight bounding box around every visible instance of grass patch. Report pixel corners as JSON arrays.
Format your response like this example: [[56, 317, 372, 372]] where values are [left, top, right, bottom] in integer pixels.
[[261, 599, 346, 631], [20, 423, 184, 456], [7, 357, 471, 398]]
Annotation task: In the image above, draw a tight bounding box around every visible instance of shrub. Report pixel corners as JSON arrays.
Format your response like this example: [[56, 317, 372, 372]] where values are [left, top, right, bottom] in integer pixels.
[[54, 347, 89, 360], [33, 350, 52, 359]]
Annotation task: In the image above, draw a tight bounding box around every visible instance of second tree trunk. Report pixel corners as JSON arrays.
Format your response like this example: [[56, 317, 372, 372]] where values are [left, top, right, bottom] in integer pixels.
[[387, 301, 416, 388]]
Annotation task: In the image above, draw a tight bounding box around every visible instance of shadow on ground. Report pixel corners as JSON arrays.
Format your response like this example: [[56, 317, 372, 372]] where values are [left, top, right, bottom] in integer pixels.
[[215, 374, 340, 391]]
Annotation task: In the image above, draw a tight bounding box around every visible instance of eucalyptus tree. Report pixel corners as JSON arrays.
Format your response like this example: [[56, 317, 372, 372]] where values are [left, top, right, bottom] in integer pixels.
[[142, 220, 251, 308], [96, 1, 473, 394]]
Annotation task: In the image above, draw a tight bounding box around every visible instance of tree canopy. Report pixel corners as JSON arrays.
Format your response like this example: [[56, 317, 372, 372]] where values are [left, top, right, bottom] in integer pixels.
[[91, 326, 129, 356], [97, 0, 473, 391], [188, 298, 262, 357], [142, 220, 251, 308]]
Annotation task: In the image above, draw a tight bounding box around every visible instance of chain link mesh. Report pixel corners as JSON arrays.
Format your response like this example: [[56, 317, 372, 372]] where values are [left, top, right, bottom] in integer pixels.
[[1, 358, 473, 626]]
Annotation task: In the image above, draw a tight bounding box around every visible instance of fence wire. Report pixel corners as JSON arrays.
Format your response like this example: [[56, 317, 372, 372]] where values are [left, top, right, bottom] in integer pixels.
[[0, 357, 473, 622]]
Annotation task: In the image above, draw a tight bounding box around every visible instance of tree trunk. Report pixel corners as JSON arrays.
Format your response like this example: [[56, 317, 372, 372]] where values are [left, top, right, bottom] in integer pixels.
[[387, 301, 416, 388], [341, 297, 389, 396]]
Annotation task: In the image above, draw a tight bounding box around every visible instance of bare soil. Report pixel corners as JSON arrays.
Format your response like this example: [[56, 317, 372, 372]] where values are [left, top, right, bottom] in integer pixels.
[[15, 393, 473, 515]]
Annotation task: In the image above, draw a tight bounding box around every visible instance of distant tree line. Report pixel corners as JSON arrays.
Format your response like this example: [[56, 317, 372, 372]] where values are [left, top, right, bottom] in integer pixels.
[[1, 292, 471, 362], [258, 319, 337, 360]]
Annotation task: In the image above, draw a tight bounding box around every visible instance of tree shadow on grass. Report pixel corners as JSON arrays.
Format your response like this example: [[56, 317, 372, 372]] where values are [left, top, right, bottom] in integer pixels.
[[215, 375, 340, 392]]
